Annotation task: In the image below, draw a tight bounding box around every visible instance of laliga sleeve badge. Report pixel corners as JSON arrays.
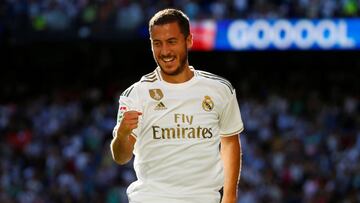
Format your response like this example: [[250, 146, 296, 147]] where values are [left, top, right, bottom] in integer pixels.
[[202, 96, 214, 112], [117, 106, 127, 121]]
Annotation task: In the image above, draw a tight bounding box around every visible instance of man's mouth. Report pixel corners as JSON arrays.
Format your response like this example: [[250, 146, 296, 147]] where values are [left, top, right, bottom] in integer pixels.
[[161, 56, 176, 63]]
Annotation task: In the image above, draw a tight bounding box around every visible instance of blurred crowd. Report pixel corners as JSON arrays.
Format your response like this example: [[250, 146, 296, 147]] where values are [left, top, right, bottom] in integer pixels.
[[2, 0, 360, 36], [238, 91, 359, 202], [0, 83, 359, 203], [0, 88, 134, 203]]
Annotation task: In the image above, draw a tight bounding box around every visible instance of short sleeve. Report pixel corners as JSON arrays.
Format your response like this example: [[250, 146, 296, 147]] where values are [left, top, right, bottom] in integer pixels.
[[219, 91, 244, 137], [113, 84, 142, 138]]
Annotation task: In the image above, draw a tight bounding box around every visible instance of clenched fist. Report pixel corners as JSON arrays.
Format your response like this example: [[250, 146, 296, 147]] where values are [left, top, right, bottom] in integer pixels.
[[118, 110, 142, 137]]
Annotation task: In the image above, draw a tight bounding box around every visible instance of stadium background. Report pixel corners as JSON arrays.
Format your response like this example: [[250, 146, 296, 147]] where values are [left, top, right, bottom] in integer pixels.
[[0, 1, 359, 203]]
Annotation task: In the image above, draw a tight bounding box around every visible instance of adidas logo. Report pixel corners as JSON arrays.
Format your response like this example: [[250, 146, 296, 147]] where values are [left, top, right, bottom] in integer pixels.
[[154, 102, 167, 110]]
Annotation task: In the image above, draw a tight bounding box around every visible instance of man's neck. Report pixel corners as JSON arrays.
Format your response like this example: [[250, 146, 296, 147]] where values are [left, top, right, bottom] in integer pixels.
[[161, 67, 194, 84]]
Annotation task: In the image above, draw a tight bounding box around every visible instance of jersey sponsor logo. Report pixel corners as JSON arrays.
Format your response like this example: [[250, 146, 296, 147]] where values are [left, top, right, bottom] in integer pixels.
[[152, 113, 213, 140], [152, 125, 213, 139], [202, 96, 214, 112], [154, 101, 167, 110], [149, 89, 164, 101]]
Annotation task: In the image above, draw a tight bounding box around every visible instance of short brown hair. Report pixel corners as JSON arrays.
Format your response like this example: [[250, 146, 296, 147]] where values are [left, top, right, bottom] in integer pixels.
[[149, 8, 190, 38]]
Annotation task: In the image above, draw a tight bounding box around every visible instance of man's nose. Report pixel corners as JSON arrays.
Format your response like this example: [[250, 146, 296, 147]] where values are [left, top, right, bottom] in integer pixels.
[[160, 43, 171, 55]]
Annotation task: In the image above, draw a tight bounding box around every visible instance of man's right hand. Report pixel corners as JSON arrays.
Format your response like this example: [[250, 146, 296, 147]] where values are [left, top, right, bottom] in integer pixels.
[[111, 110, 141, 165], [118, 111, 142, 137]]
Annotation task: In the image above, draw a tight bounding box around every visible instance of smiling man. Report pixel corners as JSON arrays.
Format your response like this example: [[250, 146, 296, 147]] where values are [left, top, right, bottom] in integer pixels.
[[110, 8, 244, 203]]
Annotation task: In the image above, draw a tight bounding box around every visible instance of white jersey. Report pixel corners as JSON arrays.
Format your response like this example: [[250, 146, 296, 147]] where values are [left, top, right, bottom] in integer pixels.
[[114, 66, 244, 203]]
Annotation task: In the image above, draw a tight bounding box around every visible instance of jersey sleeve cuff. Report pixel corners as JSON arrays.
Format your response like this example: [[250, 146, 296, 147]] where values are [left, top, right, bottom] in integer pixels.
[[131, 132, 138, 139], [220, 126, 244, 137]]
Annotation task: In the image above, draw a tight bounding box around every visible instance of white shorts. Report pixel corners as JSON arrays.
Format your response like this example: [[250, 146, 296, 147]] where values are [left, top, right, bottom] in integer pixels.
[[128, 192, 221, 203]]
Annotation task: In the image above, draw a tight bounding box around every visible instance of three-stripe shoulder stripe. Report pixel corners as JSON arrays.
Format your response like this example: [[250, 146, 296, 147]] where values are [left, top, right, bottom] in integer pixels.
[[141, 79, 157, 83], [144, 71, 156, 78], [197, 71, 234, 94], [141, 71, 158, 83], [155, 68, 162, 81], [121, 84, 135, 97]]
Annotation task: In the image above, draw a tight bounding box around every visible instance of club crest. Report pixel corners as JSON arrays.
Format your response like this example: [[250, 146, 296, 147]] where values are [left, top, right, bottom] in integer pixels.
[[149, 89, 164, 101], [202, 96, 214, 112]]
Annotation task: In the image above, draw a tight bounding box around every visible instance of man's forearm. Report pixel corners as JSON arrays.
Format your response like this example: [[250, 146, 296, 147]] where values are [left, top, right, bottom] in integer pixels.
[[110, 127, 134, 165], [221, 135, 242, 203]]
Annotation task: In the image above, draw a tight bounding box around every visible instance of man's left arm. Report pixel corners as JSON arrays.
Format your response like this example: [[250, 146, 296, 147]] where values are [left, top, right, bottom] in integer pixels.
[[220, 134, 242, 203]]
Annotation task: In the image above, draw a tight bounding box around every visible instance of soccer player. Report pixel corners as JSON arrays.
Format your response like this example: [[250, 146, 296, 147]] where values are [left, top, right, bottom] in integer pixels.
[[110, 8, 244, 203]]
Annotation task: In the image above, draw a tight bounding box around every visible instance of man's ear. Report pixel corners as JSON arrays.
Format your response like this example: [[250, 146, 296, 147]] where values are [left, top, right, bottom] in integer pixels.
[[186, 34, 193, 49]]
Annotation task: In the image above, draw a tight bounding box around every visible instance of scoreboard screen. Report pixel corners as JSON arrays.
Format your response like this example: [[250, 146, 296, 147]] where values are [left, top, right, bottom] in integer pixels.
[[191, 19, 360, 51]]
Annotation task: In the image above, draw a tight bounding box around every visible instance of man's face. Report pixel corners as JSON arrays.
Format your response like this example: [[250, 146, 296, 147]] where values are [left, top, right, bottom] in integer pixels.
[[150, 22, 192, 76]]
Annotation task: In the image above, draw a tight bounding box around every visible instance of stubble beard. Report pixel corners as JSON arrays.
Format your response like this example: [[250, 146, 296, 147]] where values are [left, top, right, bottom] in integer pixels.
[[156, 47, 188, 76]]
